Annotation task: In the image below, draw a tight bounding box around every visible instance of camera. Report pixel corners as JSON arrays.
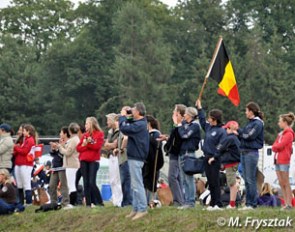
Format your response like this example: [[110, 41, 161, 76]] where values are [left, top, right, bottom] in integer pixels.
[[126, 109, 132, 115]]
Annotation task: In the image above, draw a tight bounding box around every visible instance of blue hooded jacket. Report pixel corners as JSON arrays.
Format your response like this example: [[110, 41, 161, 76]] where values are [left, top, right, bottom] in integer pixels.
[[215, 133, 241, 164], [239, 117, 264, 150], [119, 116, 149, 162], [178, 120, 201, 155], [198, 109, 226, 157]]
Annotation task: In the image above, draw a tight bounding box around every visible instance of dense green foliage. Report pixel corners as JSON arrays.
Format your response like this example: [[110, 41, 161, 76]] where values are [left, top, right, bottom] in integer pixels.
[[0, 0, 294, 143]]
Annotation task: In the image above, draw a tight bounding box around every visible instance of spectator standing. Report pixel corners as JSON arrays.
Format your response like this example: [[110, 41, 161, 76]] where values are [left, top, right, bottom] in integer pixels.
[[58, 123, 80, 206], [49, 127, 71, 209], [162, 104, 186, 206], [76, 117, 104, 207], [272, 112, 295, 210], [0, 124, 14, 173], [208, 121, 241, 209], [176, 107, 201, 209], [13, 124, 36, 205], [119, 102, 149, 220], [196, 99, 226, 211], [238, 102, 264, 210], [104, 113, 123, 207]]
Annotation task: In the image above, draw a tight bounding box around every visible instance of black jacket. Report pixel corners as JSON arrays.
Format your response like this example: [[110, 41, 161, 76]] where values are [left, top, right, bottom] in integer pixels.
[[164, 127, 182, 160], [50, 150, 64, 170], [215, 133, 241, 164]]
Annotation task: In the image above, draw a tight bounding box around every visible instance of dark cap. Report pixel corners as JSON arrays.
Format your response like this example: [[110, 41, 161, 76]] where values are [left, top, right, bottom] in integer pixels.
[[0, 123, 11, 132]]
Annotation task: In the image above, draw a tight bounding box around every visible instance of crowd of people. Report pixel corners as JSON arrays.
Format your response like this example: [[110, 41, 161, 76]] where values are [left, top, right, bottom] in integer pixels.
[[0, 99, 294, 220]]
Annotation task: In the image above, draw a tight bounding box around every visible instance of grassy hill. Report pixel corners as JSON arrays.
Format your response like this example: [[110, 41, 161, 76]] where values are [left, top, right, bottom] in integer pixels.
[[1, 205, 295, 232]]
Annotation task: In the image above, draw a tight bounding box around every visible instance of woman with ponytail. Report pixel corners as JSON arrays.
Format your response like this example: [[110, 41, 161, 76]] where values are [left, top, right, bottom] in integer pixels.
[[272, 112, 295, 210], [238, 102, 264, 210]]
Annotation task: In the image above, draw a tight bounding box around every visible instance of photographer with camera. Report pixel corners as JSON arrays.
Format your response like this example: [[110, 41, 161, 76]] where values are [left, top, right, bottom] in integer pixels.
[[119, 102, 149, 221], [76, 117, 104, 207]]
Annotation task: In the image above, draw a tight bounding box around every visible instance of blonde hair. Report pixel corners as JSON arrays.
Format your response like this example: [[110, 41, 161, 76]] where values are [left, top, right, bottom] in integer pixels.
[[86, 117, 102, 134], [260, 183, 273, 196], [0, 169, 12, 184]]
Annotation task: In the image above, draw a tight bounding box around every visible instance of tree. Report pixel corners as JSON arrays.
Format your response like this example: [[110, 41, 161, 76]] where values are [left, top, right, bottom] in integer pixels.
[[112, 1, 174, 131]]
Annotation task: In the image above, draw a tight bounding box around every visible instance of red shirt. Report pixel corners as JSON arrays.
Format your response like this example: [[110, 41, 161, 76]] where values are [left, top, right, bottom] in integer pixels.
[[272, 128, 294, 165], [13, 136, 35, 166], [76, 130, 104, 162]]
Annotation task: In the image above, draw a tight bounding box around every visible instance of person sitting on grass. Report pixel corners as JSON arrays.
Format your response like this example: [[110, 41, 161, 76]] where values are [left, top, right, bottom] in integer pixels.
[[257, 183, 278, 207], [0, 169, 17, 215]]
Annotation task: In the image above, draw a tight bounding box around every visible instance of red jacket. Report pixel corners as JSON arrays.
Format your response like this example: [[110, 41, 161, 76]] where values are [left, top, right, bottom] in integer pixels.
[[272, 128, 294, 165], [76, 131, 104, 162], [13, 136, 35, 166]]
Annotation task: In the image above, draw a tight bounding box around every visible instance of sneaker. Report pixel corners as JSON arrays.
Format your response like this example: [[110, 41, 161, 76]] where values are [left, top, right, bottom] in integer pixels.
[[280, 205, 292, 211], [126, 211, 137, 218], [132, 211, 148, 221], [63, 204, 74, 210], [226, 205, 236, 209], [177, 205, 194, 210], [207, 205, 223, 211], [238, 206, 254, 211]]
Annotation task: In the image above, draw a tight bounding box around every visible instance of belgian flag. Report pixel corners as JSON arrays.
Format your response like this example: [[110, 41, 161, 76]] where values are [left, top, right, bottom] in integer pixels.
[[208, 40, 240, 106]]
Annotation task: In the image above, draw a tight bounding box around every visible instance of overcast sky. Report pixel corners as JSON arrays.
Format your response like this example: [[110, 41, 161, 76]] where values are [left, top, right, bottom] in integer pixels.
[[0, 0, 178, 9]]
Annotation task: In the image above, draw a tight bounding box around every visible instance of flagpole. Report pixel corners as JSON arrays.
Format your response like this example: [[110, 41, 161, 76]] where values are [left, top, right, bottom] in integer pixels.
[[198, 36, 223, 100]]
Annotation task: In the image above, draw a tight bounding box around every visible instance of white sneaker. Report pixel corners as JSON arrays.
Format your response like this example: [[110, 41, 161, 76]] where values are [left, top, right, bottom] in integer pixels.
[[63, 204, 74, 210], [238, 206, 253, 211], [207, 205, 223, 211], [177, 205, 194, 210], [226, 205, 235, 209]]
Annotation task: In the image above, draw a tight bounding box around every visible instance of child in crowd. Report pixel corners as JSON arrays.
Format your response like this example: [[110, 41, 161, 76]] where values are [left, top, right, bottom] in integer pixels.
[[208, 121, 241, 209]]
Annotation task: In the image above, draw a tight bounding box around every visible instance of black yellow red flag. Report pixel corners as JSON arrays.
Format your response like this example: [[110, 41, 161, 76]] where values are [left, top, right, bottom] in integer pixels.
[[208, 39, 240, 106]]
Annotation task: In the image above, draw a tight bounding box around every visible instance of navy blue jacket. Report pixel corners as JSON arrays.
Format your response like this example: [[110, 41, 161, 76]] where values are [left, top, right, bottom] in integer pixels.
[[239, 117, 264, 150], [178, 120, 201, 155], [215, 133, 241, 164], [198, 109, 226, 157], [164, 127, 182, 160], [50, 150, 63, 169], [119, 116, 149, 162]]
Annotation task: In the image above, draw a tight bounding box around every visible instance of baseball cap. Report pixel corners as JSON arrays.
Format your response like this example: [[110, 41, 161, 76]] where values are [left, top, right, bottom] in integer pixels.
[[223, 121, 239, 129]]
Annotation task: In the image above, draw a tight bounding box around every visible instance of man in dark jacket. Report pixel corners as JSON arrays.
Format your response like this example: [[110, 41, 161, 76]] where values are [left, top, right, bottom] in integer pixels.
[[163, 104, 186, 206], [119, 102, 149, 221]]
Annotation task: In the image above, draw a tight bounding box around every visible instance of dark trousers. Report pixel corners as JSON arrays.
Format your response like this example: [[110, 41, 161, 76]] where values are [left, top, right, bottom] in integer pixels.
[[80, 161, 103, 206], [119, 161, 132, 207], [204, 157, 222, 207]]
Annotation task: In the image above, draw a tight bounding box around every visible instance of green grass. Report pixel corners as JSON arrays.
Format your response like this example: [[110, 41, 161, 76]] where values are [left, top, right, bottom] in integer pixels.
[[1, 205, 295, 232]]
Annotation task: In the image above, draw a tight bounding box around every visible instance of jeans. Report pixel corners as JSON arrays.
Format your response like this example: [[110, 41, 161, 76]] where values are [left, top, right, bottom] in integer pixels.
[[204, 157, 222, 207], [80, 161, 103, 206], [0, 199, 14, 215], [119, 161, 132, 206], [168, 158, 184, 206], [241, 151, 259, 207], [128, 159, 147, 212], [179, 153, 196, 207]]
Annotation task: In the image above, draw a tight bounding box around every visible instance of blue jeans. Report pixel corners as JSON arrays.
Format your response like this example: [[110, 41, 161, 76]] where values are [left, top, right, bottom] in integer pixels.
[[168, 158, 184, 206], [241, 151, 259, 207], [119, 161, 132, 207], [128, 159, 147, 212], [179, 153, 196, 207], [0, 199, 14, 215]]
